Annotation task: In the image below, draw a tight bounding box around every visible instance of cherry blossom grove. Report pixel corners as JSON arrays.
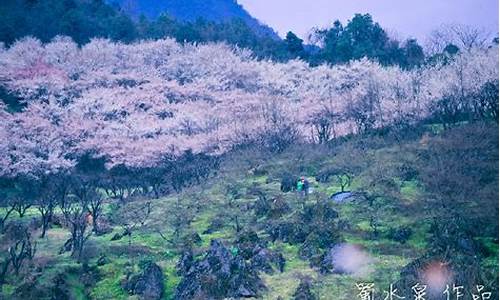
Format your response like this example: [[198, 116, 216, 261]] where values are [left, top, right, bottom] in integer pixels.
[[0, 36, 497, 176]]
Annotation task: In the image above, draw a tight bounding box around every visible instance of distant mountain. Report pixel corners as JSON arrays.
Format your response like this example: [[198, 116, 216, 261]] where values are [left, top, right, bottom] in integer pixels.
[[107, 0, 279, 39]]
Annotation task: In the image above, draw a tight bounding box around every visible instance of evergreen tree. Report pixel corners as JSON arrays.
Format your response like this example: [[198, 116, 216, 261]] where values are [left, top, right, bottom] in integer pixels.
[[285, 31, 305, 59]]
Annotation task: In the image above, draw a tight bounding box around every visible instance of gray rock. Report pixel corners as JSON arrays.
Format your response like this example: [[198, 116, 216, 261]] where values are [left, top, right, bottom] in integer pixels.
[[175, 239, 266, 299], [123, 261, 164, 300]]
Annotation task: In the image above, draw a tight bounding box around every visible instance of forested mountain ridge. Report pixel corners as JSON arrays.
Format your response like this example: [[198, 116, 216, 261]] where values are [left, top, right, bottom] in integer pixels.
[[2, 0, 475, 67], [0, 0, 138, 45], [0, 0, 286, 60], [107, 0, 279, 39]]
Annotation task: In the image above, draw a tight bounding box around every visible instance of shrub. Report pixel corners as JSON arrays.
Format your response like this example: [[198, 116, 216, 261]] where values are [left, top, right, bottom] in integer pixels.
[[280, 173, 297, 192]]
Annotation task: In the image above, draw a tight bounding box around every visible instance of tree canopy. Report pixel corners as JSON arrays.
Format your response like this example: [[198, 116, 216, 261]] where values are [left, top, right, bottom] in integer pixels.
[[0, 37, 496, 178]]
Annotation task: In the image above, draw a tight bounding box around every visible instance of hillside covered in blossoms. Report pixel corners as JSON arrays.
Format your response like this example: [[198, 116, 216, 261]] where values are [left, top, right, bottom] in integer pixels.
[[1, 37, 497, 175]]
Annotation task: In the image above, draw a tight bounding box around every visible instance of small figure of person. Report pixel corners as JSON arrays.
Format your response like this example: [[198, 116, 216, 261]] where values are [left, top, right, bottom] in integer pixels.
[[303, 177, 310, 196], [85, 211, 93, 226], [297, 176, 310, 197], [297, 176, 309, 209], [296, 177, 304, 194]]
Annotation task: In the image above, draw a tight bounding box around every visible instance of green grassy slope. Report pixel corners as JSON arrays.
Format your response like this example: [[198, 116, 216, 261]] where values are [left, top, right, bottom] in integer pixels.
[[1, 123, 498, 299]]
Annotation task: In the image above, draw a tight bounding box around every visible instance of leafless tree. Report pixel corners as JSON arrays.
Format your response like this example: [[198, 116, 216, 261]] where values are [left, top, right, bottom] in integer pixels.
[[113, 201, 152, 245], [0, 224, 37, 284], [0, 203, 15, 232], [59, 180, 96, 261], [8, 231, 37, 275], [426, 23, 491, 55], [37, 194, 55, 239], [309, 109, 343, 144], [12, 195, 32, 218]]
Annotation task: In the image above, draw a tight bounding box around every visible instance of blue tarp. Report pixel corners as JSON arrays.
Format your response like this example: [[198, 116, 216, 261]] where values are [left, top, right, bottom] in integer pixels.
[[330, 191, 354, 203]]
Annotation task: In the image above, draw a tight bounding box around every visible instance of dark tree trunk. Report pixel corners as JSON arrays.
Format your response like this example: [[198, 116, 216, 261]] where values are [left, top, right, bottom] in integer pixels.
[[38, 204, 54, 238], [0, 207, 15, 232]]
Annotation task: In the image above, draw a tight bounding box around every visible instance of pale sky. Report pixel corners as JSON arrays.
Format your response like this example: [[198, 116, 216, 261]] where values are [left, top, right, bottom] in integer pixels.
[[238, 0, 499, 43]]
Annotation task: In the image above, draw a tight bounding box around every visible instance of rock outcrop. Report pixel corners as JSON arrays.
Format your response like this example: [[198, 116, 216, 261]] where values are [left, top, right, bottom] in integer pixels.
[[175, 239, 267, 299], [122, 260, 164, 300]]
